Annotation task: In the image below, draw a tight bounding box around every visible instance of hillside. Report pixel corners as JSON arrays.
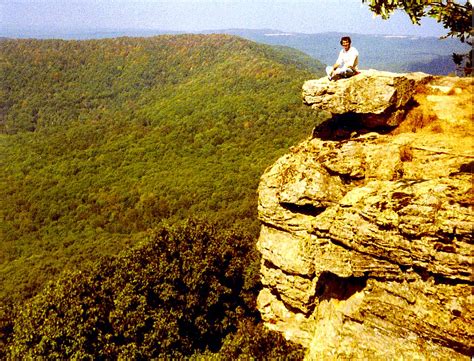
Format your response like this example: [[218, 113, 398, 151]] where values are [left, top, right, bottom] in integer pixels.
[[1, 34, 324, 133], [0, 34, 325, 357]]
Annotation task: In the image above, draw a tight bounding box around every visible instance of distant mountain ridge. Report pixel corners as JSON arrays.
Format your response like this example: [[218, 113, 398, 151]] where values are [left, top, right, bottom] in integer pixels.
[[2, 27, 468, 75], [208, 29, 468, 75]]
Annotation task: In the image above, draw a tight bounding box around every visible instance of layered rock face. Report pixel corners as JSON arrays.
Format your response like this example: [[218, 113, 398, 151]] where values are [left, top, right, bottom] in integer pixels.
[[257, 71, 473, 359]]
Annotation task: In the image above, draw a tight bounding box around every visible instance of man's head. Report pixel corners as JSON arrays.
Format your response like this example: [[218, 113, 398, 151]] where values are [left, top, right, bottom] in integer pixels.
[[340, 36, 351, 51]]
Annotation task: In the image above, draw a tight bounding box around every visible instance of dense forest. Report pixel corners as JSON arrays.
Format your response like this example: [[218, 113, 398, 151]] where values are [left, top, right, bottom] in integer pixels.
[[0, 34, 326, 357]]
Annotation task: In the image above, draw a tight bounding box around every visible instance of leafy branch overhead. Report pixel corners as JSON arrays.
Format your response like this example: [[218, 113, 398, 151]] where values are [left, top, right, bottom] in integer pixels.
[[362, 0, 473, 73]]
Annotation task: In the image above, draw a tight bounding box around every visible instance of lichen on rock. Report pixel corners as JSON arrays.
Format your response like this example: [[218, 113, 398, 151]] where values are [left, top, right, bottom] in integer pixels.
[[257, 72, 474, 359]]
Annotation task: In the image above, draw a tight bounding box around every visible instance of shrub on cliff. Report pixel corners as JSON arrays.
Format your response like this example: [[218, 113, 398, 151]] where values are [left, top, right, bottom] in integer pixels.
[[7, 219, 303, 359]]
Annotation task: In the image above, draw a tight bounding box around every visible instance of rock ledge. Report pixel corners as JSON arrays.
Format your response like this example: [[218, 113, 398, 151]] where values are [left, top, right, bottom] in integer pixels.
[[303, 69, 432, 130]]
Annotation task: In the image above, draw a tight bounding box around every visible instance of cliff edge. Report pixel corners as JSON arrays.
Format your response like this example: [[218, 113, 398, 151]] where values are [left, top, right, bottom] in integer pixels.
[[257, 70, 473, 359]]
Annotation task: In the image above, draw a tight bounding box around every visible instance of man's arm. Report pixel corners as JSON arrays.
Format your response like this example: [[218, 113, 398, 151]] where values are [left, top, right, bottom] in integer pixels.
[[330, 62, 340, 75], [330, 51, 343, 75]]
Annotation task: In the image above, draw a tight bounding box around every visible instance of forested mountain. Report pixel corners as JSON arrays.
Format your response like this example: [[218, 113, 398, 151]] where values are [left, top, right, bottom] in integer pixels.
[[3, 27, 467, 74], [0, 34, 325, 358], [1, 35, 324, 133]]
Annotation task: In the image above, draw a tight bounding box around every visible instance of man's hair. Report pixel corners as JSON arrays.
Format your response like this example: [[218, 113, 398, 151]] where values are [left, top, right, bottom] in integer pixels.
[[340, 36, 352, 45]]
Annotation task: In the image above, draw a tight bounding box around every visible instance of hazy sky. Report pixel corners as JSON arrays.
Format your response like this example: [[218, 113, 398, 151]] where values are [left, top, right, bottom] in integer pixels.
[[1, 0, 448, 37]]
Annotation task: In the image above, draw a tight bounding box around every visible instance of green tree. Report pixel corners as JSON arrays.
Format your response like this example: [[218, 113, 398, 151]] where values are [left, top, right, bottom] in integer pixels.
[[1, 35, 320, 358], [7, 220, 304, 359], [362, 0, 472, 74]]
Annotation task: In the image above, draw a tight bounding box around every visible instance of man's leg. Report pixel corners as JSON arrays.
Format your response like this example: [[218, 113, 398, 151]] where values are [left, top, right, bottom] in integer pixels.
[[331, 66, 351, 80], [339, 67, 356, 78]]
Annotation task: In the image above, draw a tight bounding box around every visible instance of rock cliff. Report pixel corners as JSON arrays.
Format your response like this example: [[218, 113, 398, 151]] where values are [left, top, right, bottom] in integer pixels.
[[257, 70, 473, 359]]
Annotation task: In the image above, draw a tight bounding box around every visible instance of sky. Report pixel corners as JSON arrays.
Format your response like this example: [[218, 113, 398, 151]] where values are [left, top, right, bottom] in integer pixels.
[[1, 0, 449, 37]]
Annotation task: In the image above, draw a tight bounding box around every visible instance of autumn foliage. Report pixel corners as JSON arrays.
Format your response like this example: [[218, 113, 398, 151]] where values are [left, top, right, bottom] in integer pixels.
[[1, 34, 324, 358]]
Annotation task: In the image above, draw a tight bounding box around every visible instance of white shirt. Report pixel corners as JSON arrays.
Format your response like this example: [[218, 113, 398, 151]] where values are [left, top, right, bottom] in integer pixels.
[[336, 46, 359, 70]]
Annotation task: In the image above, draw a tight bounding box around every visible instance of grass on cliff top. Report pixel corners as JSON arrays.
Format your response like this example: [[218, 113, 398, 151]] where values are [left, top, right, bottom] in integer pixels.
[[392, 77, 473, 137]]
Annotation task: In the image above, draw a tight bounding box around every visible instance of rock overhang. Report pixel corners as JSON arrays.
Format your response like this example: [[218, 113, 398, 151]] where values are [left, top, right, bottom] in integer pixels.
[[302, 69, 434, 138]]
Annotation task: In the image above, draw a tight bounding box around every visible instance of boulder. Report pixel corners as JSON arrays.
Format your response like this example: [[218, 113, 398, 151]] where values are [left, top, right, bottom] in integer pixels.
[[302, 69, 432, 131]]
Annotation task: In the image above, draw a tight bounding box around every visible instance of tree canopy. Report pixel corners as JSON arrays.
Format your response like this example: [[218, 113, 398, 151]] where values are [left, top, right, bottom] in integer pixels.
[[0, 34, 325, 358], [7, 220, 304, 359], [362, 0, 472, 73]]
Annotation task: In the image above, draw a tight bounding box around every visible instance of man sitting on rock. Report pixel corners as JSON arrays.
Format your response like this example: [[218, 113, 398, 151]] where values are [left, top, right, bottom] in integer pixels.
[[326, 36, 359, 81]]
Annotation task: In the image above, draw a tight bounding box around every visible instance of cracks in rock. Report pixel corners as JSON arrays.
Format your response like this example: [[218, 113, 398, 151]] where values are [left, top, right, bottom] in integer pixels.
[[322, 166, 365, 187], [314, 271, 367, 302], [311, 113, 393, 141], [408, 265, 474, 287], [322, 235, 473, 286], [262, 258, 369, 316], [280, 202, 327, 217], [263, 259, 314, 280], [259, 220, 308, 237], [268, 285, 316, 317], [332, 232, 474, 287], [411, 147, 474, 159], [390, 191, 413, 211], [334, 232, 474, 286], [443, 341, 474, 358], [261, 259, 317, 315], [459, 160, 474, 172], [324, 236, 402, 277], [452, 160, 474, 176], [262, 261, 317, 315]]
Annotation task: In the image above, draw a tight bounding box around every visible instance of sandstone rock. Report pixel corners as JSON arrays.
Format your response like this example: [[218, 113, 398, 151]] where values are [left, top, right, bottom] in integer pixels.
[[302, 69, 431, 115], [302, 69, 432, 130], [257, 75, 474, 359]]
